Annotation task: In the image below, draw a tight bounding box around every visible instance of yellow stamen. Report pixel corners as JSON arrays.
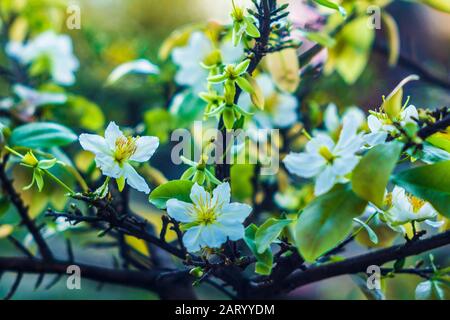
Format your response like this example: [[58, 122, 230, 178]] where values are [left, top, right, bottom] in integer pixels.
[[114, 136, 137, 164], [318, 145, 335, 163]]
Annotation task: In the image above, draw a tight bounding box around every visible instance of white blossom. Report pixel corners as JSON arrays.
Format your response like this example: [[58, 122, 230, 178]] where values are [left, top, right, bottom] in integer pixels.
[[79, 122, 159, 194], [166, 183, 252, 253], [6, 31, 79, 86], [382, 186, 443, 234], [12, 84, 67, 116], [283, 117, 364, 195], [365, 105, 418, 146]]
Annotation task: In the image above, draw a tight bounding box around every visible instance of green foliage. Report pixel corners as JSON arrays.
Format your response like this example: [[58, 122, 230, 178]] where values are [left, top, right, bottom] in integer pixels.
[[351, 141, 403, 207], [10, 122, 77, 148], [244, 224, 274, 275], [255, 218, 293, 254], [415, 280, 448, 300], [149, 180, 194, 209], [170, 91, 205, 127], [393, 161, 450, 217], [353, 218, 378, 245], [230, 164, 255, 202], [144, 108, 174, 144], [295, 184, 367, 262]]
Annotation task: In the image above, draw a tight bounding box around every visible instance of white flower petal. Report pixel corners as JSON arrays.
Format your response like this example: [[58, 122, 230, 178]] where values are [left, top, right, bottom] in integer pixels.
[[364, 132, 387, 146], [166, 199, 195, 223], [104, 121, 124, 149], [190, 183, 211, 206], [217, 222, 245, 241], [335, 116, 361, 152], [314, 166, 337, 195], [305, 134, 335, 153], [402, 105, 418, 123], [332, 155, 359, 175], [95, 153, 121, 178], [324, 103, 339, 133], [79, 133, 110, 155], [283, 152, 326, 178], [130, 136, 159, 162], [416, 203, 437, 220], [343, 107, 365, 129], [182, 225, 203, 253], [212, 182, 231, 208], [201, 224, 227, 249], [368, 115, 382, 133], [424, 220, 444, 228], [218, 203, 252, 223], [106, 59, 159, 84], [123, 163, 150, 194]]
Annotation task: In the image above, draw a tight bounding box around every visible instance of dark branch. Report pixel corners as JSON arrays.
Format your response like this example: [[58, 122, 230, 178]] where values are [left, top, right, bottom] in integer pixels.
[[251, 230, 450, 298], [0, 157, 53, 260], [0, 257, 191, 293]]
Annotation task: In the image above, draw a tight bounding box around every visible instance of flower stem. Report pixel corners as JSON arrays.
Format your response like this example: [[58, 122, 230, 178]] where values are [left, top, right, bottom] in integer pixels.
[[44, 170, 75, 195], [4, 146, 24, 159]]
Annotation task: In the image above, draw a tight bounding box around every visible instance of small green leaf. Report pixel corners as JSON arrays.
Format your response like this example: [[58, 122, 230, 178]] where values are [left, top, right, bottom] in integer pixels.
[[244, 17, 260, 38], [235, 76, 254, 94], [10, 122, 77, 148], [244, 224, 273, 275], [392, 160, 450, 218], [149, 180, 194, 209], [295, 184, 367, 262], [304, 31, 336, 48], [255, 218, 293, 254], [351, 141, 403, 207], [116, 176, 125, 192], [353, 218, 378, 244]]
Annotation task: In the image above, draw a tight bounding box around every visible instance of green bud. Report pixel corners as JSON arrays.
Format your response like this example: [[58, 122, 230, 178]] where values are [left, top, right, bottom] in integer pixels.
[[223, 106, 235, 130], [22, 151, 39, 167], [193, 170, 206, 185], [224, 79, 236, 105], [38, 158, 57, 170], [116, 176, 126, 192], [189, 267, 204, 278], [236, 76, 254, 93], [180, 167, 196, 180], [234, 59, 251, 75]]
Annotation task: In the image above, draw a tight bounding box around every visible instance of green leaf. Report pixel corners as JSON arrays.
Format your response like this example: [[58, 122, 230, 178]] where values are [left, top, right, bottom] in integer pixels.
[[169, 91, 205, 127], [313, 0, 346, 16], [351, 141, 403, 207], [304, 31, 336, 48], [415, 280, 447, 300], [244, 224, 273, 275], [295, 184, 367, 262], [392, 161, 450, 218], [353, 218, 378, 244], [381, 13, 399, 66], [244, 17, 260, 38], [149, 180, 194, 209], [255, 218, 293, 254], [382, 75, 419, 120], [144, 108, 174, 144], [10, 122, 77, 148]]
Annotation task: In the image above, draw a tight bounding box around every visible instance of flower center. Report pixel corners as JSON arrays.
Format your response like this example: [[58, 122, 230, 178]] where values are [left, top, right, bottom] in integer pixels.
[[114, 136, 137, 164], [265, 94, 279, 114], [318, 145, 335, 163], [197, 207, 217, 225], [409, 195, 425, 213]]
